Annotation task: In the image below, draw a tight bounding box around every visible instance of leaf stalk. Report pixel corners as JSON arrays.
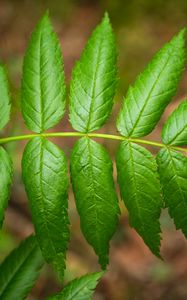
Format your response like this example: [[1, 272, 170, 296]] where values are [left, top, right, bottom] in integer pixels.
[[0, 132, 186, 153]]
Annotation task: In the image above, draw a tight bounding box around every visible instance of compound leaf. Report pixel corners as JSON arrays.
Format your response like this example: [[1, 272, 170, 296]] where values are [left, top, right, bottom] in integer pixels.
[[21, 13, 66, 133], [69, 13, 117, 133], [0, 235, 44, 300], [0, 146, 13, 228], [70, 137, 120, 268], [0, 66, 11, 130], [157, 148, 187, 237], [22, 137, 69, 279], [162, 100, 187, 145], [47, 272, 104, 300], [117, 29, 186, 138], [116, 141, 162, 256]]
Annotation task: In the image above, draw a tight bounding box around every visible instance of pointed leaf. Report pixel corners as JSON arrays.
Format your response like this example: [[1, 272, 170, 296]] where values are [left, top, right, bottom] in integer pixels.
[[47, 272, 104, 300], [0, 66, 11, 130], [0, 146, 13, 228], [21, 13, 66, 133], [162, 100, 187, 145], [22, 137, 69, 279], [157, 148, 187, 236], [69, 13, 117, 132], [117, 29, 186, 138], [116, 141, 162, 256], [0, 235, 44, 300], [70, 137, 120, 268]]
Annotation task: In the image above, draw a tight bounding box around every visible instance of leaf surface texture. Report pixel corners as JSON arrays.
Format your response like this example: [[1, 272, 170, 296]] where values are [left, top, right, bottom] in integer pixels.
[[21, 13, 66, 133], [22, 137, 69, 279], [69, 13, 117, 132], [116, 141, 162, 256], [47, 272, 103, 300], [162, 100, 187, 145], [157, 148, 187, 236], [0, 235, 44, 300], [0, 147, 13, 228], [117, 30, 186, 137], [70, 137, 119, 268], [0, 66, 11, 130]]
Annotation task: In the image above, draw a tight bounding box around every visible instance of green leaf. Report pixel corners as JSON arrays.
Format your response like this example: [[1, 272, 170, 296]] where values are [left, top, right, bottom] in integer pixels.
[[22, 137, 69, 279], [117, 29, 186, 138], [0, 235, 44, 300], [21, 12, 66, 133], [0, 146, 13, 228], [157, 148, 187, 237], [162, 100, 187, 145], [47, 272, 104, 300], [70, 137, 120, 268], [116, 141, 162, 256], [0, 66, 11, 130], [69, 13, 117, 133]]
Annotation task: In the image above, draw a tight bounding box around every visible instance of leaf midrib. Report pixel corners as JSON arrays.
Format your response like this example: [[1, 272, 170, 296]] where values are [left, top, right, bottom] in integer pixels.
[[39, 31, 44, 133], [167, 124, 187, 145], [38, 139, 58, 259], [128, 142, 146, 236], [63, 279, 91, 300], [128, 54, 170, 136], [84, 138, 105, 260], [85, 37, 103, 132]]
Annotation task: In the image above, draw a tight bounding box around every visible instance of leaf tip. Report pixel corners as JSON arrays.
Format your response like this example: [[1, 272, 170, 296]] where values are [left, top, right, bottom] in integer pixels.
[[178, 27, 187, 38], [103, 11, 109, 21], [176, 28, 187, 45], [101, 11, 111, 27], [94, 271, 105, 284], [153, 246, 163, 260], [39, 10, 51, 27], [99, 256, 108, 271], [152, 233, 162, 259], [102, 11, 111, 26], [52, 253, 66, 282], [171, 27, 187, 47]]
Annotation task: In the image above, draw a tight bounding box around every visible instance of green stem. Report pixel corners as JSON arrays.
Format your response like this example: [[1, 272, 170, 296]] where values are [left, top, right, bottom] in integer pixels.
[[0, 132, 187, 153]]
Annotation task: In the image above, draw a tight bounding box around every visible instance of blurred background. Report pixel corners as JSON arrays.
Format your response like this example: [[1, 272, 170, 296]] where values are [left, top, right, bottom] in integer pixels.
[[0, 0, 187, 299]]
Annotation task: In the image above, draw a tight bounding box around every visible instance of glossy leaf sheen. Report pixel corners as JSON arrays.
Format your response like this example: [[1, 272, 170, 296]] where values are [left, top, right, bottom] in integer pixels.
[[21, 13, 66, 133], [0, 146, 13, 228], [0, 66, 11, 130], [117, 29, 186, 138], [116, 141, 162, 256], [162, 100, 187, 145], [47, 272, 103, 300], [157, 149, 187, 236], [0, 235, 44, 300], [69, 13, 117, 132], [22, 137, 69, 279], [70, 138, 120, 268]]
